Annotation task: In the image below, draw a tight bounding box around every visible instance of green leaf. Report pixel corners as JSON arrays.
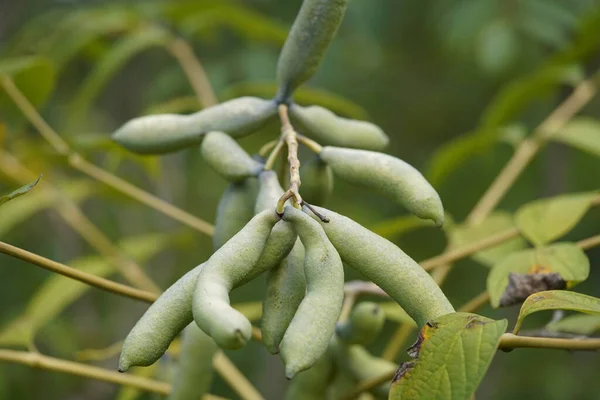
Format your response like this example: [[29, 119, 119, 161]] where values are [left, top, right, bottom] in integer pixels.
[[449, 211, 527, 267], [0, 316, 34, 347], [389, 312, 507, 400], [220, 82, 369, 120], [547, 314, 600, 336], [369, 215, 435, 239], [0, 180, 95, 237], [487, 243, 590, 308], [513, 290, 600, 334], [515, 192, 597, 246], [379, 302, 416, 326], [551, 117, 600, 158], [0, 233, 171, 345], [0, 176, 42, 207], [68, 26, 172, 128], [0, 57, 56, 123]]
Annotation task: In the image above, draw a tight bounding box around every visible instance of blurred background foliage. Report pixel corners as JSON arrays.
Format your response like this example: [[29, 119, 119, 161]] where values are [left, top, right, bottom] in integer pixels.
[[0, 0, 599, 399]]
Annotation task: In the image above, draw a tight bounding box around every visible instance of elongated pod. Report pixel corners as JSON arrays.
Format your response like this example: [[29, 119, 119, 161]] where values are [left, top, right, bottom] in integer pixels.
[[168, 324, 218, 400], [262, 239, 306, 354], [255, 170, 305, 354], [276, 0, 349, 100], [307, 206, 454, 327], [193, 210, 279, 349], [201, 132, 263, 182], [284, 348, 334, 400], [213, 178, 258, 250], [280, 207, 344, 378], [112, 97, 277, 154], [319, 147, 444, 226], [336, 302, 385, 346], [119, 264, 205, 372], [291, 105, 389, 150], [299, 156, 334, 206]]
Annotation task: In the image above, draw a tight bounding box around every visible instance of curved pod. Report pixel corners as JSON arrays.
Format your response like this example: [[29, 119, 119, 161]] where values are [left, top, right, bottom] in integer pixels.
[[213, 178, 258, 250], [280, 207, 344, 378], [255, 171, 305, 354], [193, 210, 279, 349], [320, 147, 444, 226], [299, 156, 334, 206], [291, 105, 389, 150], [276, 0, 349, 100], [119, 264, 205, 371], [201, 132, 263, 182], [307, 205, 454, 327], [112, 97, 277, 154]]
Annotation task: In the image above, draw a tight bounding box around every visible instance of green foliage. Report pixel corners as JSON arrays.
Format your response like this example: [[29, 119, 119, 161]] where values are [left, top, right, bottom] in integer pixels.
[[547, 314, 600, 336], [0, 176, 41, 208], [515, 192, 598, 246], [513, 291, 600, 334], [450, 211, 527, 267], [389, 313, 507, 400], [488, 243, 590, 308]]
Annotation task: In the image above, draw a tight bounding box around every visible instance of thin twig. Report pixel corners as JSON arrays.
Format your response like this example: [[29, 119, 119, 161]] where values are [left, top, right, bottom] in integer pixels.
[[264, 138, 285, 171], [0, 349, 170, 394], [498, 333, 600, 351], [259, 140, 279, 158], [467, 77, 597, 225], [421, 228, 520, 271], [577, 234, 600, 250], [296, 134, 323, 153], [0, 349, 227, 399], [213, 352, 265, 400], [0, 150, 161, 293], [1, 75, 214, 237], [69, 154, 214, 236], [0, 240, 158, 303], [275, 104, 303, 213], [338, 293, 357, 323], [166, 37, 218, 108]]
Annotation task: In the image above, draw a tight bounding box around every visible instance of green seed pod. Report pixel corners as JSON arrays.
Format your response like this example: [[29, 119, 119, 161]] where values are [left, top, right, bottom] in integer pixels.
[[213, 178, 258, 250], [255, 171, 305, 354], [119, 264, 205, 372], [193, 209, 279, 349], [201, 132, 263, 182], [276, 0, 349, 100], [262, 239, 306, 354], [168, 324, 218, 400], [319, 147, 444, 226], [285, 348, 334, 400], [291, 105, 389, 150], [307, 205, 454, 327], [280, 207, 344, 379], [255, 170, 285, 213], [253, 171, 297, 277], [336, 302, 385, 346], [299, 156, 334, 206], [334, 342, 396, 399], [112, 97, 277, 154]]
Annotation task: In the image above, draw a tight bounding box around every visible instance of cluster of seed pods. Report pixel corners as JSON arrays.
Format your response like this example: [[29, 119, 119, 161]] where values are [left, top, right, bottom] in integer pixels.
[[113, 0, 455, 398]]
